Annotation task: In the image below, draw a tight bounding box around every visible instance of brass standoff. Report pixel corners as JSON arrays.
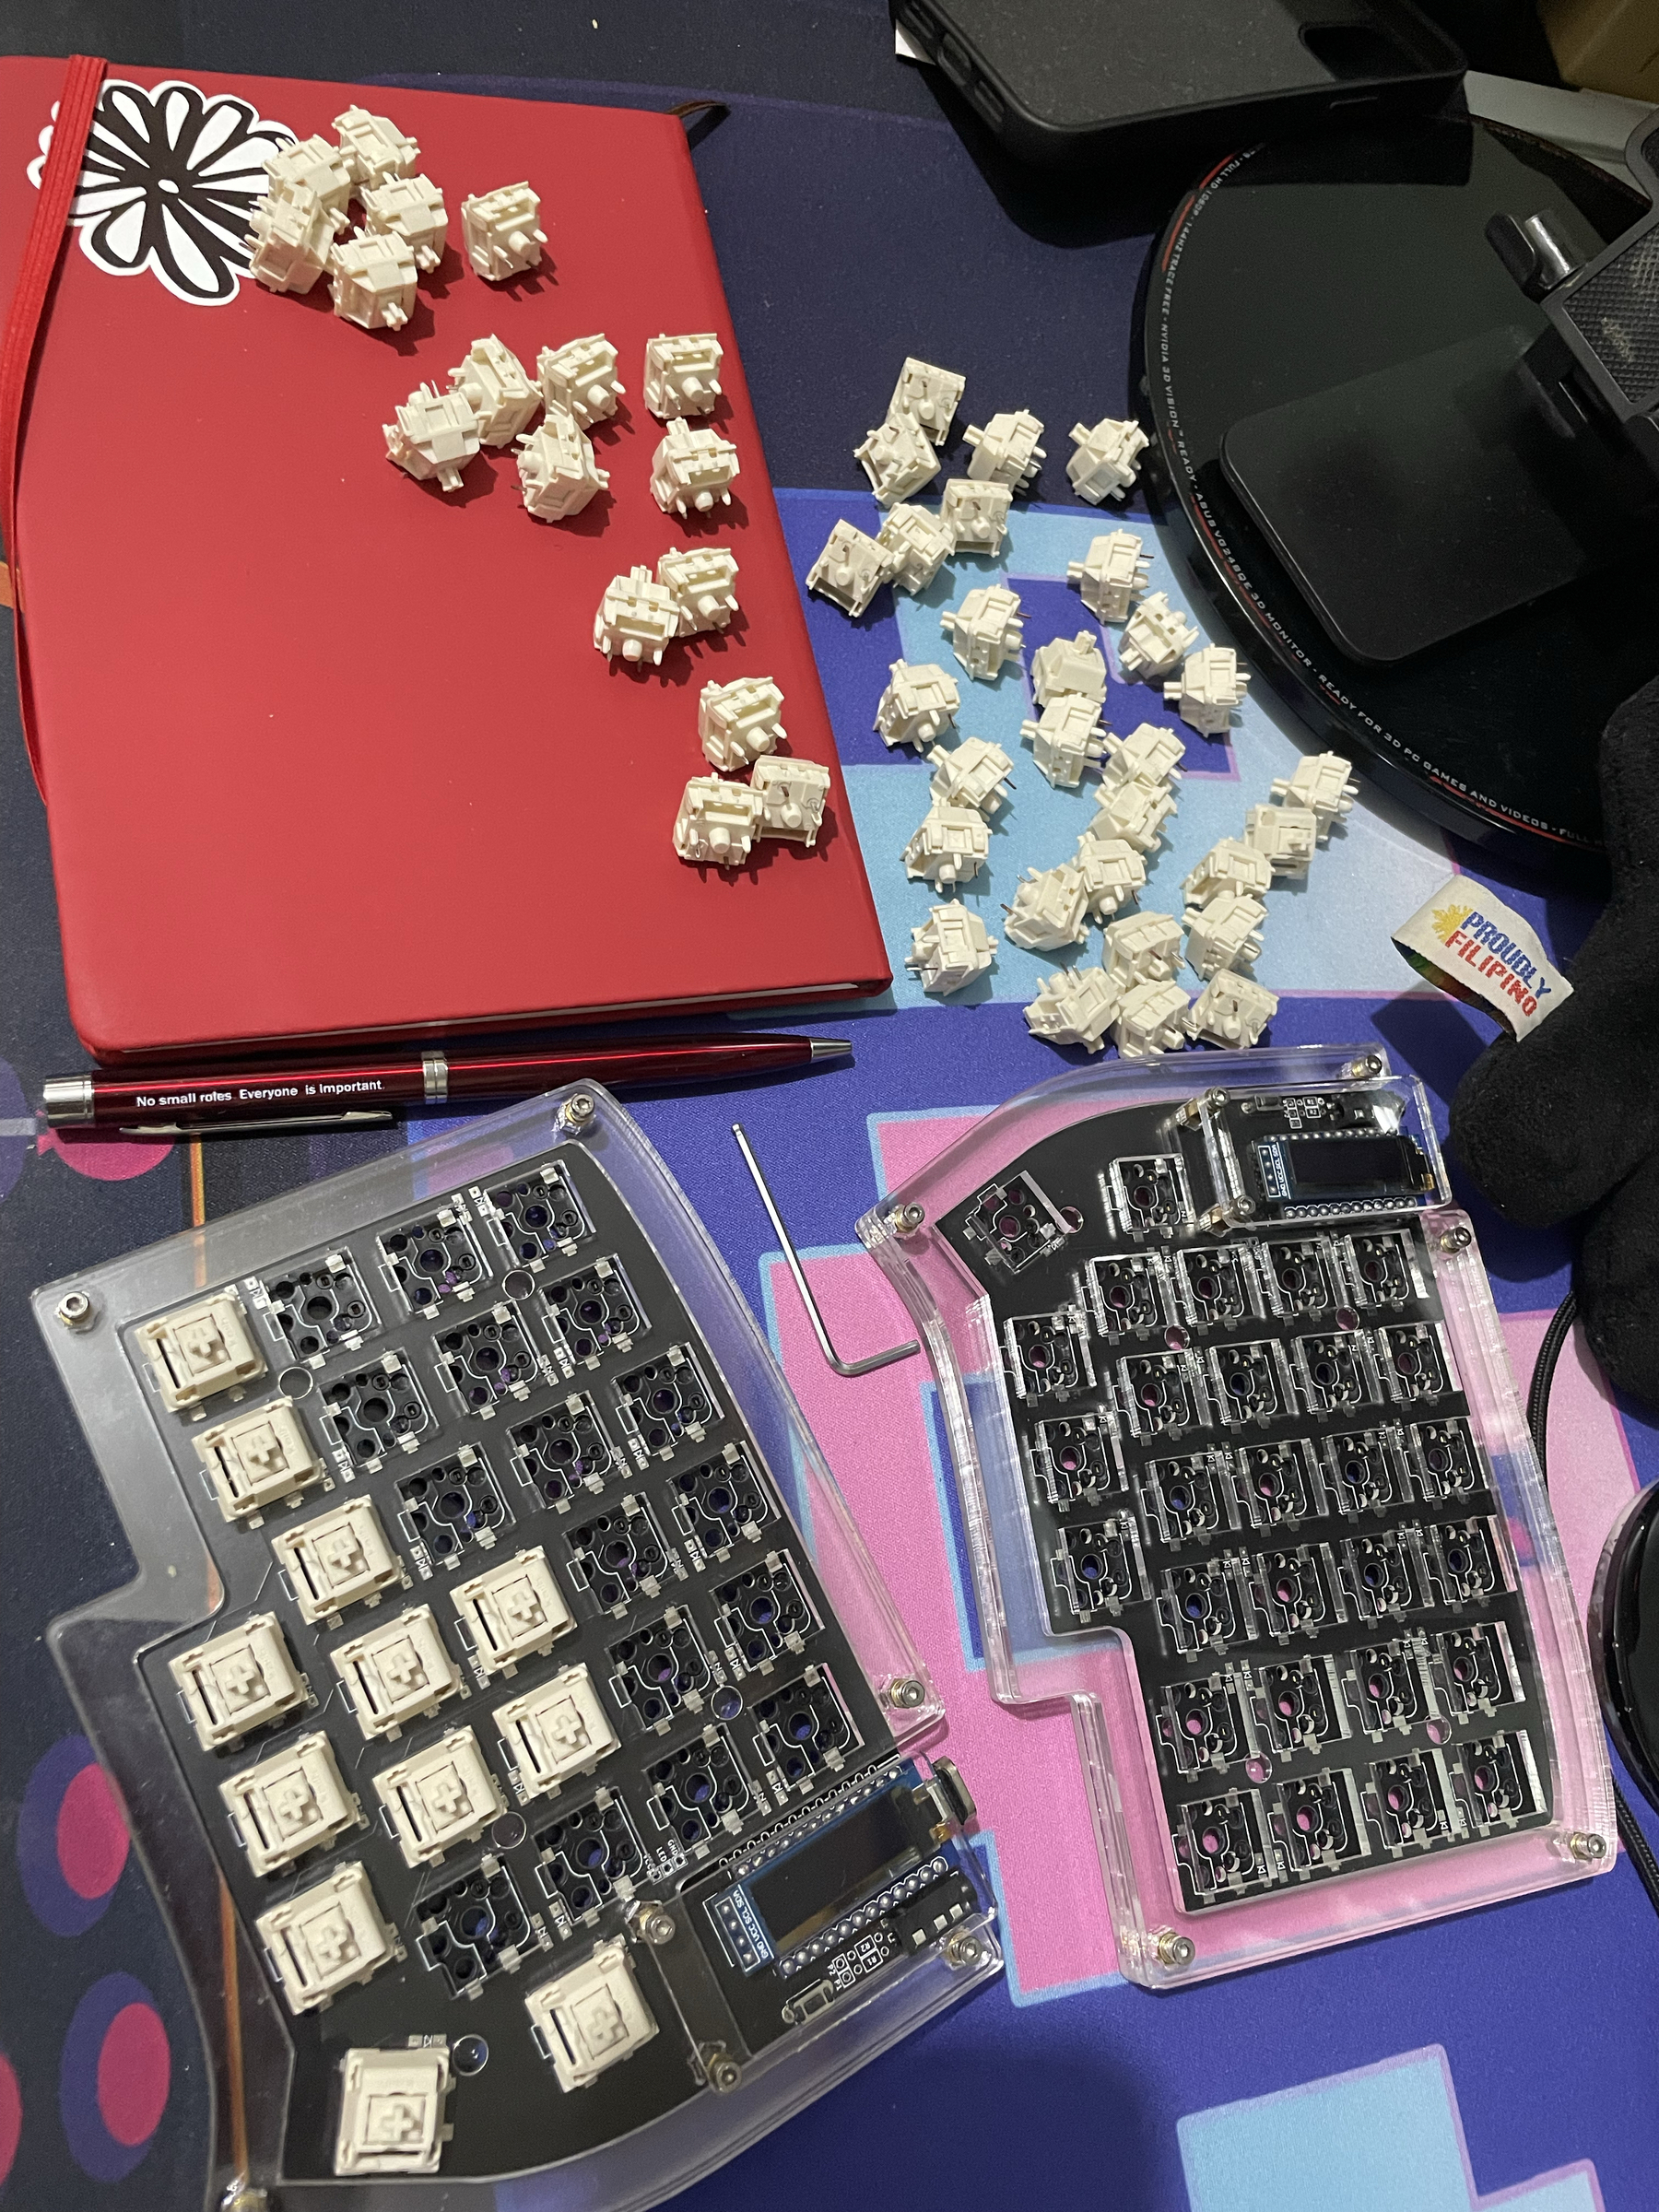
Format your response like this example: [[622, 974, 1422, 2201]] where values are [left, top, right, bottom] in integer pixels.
[[1437, 1224, 1473, 1254], [1343, 1053, 1385, 1079], [1198, 1197, 1254, 1237], [1182, 1086, 1230, 1133], [562, 1090, 598, 1134], [55, 1289, 95, 1331], [884, 1675, 927, 1712], [222, 2187, 269, 2212], [637, 1905, 677, 1947], [1154, 1928, 1197, 1970], [701, 2044, 742, 2094], [942, 1927, 986, 1971], [1568, 1830, 1608, 1864]]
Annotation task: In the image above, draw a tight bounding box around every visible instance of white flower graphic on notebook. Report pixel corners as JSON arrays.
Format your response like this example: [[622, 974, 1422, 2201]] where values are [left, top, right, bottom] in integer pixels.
[[29, 77, 294, 306]]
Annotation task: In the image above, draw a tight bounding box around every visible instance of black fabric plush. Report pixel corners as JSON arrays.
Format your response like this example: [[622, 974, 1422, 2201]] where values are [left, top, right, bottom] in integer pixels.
[[1580, 1150, 1659, 1406], [1449, 673, 1659, 1406], [1450, 673, 1659, 1228]]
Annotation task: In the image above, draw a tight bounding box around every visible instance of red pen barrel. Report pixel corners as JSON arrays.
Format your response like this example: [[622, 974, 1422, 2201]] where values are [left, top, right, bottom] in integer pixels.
[[45, 1032, 827, 1129], [54, 1059, 431, 1128], [441, 1035, 813, 1096]]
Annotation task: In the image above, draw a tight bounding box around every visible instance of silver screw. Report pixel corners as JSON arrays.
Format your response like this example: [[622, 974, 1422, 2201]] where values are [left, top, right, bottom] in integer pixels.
[[55, 1289, 94, 1331], [1437, 1225, 1473, 1253], [943, 1929, 985, 1970], [1206, 1088, 1228, 1109], [891, 1202, 925, 1236], [1569, 1830, 1608, 1864], [1154, 1928, 1196, 1970], [563, 1091, 597, 1131], [638, 1906, 676, 1947], [703, 2048, 741, 2094], [1233, 1198, 1255, 1219], [885, 1675, 927, 1711], [1344, 1053, 1385, 1079]]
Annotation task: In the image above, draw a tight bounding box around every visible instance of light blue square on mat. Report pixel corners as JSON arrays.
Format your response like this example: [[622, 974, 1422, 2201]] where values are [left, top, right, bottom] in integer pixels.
[[851, 500, 1453, 1011], [1178, 2048, 1474, 2212]]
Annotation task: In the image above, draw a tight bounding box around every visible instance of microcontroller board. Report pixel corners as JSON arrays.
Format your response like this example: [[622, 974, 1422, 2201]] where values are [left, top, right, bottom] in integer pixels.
[[37, 1089, 996, 2201]]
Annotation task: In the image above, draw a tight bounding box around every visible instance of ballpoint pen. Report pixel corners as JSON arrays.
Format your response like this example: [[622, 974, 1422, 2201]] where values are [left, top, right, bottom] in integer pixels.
[[41, 1032, 851, 1135]]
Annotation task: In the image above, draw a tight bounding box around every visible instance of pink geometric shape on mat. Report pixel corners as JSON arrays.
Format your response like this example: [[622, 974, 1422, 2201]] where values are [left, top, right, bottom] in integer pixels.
[[1500, 1311, 1639, 1619], [37, 1127, 174, 1181], [56, 1761, 128, 1901], [870, 1109, 982, 1196], [95, 2002, 169, 2149], [0, 2051, 18, 2189], [766, 1246, 1122, 1999]]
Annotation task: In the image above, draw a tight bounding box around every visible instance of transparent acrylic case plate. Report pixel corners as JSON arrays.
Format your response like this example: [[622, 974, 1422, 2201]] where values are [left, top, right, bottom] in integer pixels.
[[34, 1084, 999, 2210], [859, 1045, 1614, 1989]]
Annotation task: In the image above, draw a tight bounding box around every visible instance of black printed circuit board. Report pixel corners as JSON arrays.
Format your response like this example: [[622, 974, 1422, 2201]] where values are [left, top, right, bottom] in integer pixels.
[[123, 1141, 981, 2181], [938, 1083, 1553, 1912]]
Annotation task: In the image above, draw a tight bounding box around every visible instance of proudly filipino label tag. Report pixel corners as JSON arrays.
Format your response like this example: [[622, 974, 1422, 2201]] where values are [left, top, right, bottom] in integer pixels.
[[1393, 880, 1571, 1039]]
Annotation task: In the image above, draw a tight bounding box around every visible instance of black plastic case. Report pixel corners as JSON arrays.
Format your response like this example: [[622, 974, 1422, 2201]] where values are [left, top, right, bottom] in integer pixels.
[[892, 0, 1465, 170]]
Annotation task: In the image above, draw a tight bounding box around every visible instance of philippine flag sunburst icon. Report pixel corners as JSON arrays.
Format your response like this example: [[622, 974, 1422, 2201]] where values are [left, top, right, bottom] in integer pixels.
[[1432, 900, 1474, 944]]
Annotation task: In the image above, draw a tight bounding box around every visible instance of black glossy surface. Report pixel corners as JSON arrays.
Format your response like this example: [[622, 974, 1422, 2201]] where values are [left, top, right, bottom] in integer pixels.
[[892, 0, 1462, 170], [900, 0, 1457, 125], [1603, 1487, 1659, 1816], [1222, 324, 1657, 662], [1146, 115, 1658, 864]]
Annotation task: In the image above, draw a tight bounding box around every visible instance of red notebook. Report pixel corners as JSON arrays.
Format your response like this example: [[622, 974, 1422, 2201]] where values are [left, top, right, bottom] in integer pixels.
[[0, 57, 889, 1061]]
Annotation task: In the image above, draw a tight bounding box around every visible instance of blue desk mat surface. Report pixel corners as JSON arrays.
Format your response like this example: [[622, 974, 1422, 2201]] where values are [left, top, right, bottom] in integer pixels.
[[2, 37, 1656, 2212]]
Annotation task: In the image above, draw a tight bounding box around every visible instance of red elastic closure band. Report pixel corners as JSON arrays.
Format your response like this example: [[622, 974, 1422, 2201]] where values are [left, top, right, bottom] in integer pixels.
[[0, 53, 106, 790]]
